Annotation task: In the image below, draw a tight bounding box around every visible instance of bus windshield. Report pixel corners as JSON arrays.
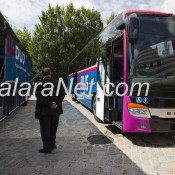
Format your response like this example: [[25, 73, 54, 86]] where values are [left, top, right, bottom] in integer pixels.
[[128, 15, 175, 97]]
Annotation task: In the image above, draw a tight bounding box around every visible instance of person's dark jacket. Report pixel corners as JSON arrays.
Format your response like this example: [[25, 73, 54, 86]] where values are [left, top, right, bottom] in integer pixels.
[[35, 76, 65, 119]]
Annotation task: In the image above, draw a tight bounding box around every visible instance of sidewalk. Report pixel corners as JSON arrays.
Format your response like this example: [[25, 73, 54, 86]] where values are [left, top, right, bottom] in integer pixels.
[[0, 96, 175, 175]]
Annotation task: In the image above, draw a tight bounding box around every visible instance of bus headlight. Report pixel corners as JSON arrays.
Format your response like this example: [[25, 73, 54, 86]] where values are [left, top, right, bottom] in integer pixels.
[[127, 103, 151, 118]]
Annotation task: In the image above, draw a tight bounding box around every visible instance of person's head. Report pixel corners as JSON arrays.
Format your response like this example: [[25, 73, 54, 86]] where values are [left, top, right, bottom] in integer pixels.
[[42, 67, 51, 77]]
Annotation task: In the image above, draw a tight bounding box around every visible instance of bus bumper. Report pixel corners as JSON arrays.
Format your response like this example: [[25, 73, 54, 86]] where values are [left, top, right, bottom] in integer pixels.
[[149, 117, 175, 132], [123, 96, 151, 133]]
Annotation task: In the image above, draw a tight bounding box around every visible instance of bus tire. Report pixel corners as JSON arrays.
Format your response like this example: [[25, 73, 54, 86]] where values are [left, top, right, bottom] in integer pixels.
[[92, 95, 102, 123]]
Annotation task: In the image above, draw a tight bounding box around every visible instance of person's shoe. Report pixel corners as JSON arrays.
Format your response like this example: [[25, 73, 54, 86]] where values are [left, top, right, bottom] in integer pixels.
[[51, 145, 57, 150], [38, 149, 51, 154]]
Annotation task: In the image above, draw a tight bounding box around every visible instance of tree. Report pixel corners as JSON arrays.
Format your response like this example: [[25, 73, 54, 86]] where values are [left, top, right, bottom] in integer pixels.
[[14, 26, 35, 74], [106, 13, 115, 25], [15, 26, 31, 49], [29, 3, 103, 80]]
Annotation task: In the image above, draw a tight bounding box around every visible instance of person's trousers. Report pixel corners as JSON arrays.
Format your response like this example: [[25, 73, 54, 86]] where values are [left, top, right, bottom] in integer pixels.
[[39, 115, 60, 151]]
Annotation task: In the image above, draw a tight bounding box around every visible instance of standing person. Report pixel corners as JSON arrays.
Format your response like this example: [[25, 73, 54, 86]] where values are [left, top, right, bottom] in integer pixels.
[[35, 67, 65, 154]]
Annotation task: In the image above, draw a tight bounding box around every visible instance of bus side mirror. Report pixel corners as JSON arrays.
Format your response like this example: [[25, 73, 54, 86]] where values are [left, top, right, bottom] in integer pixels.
[[127, 17, 139, 43]]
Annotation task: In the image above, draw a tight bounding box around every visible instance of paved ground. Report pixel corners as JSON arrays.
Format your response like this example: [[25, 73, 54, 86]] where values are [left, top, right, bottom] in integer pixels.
[[0, 96, 175, 175]]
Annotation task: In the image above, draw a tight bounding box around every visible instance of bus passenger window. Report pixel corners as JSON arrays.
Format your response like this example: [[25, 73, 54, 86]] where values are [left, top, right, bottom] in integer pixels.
[[0, 46, 5, 80], [98, 59, 105, 87], [112, 40, 124, 82]]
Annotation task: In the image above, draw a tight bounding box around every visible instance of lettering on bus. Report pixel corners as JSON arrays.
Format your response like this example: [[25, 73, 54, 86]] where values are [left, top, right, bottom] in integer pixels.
[[80, 75, 89, 91], [6, 35, 26, 65], [15, 45, 25, 65], [6, 35, 15, 56]]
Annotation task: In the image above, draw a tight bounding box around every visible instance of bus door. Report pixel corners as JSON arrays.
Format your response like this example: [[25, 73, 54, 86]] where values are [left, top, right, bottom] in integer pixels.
[[104, 36, 124, 128], [95, 57, 106, 122]]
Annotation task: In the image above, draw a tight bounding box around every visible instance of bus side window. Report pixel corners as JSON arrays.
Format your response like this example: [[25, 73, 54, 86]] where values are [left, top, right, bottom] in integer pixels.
[[106, 46, 111, 79], [0, 44, 5, 80], [112, 39, 124, 82], [98, 59, 105, 87]]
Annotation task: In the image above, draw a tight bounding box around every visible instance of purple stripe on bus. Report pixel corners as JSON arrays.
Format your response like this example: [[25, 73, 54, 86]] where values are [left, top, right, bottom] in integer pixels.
[[122, 29, 151, 133], [122, 10, 169, 19], [77, 66, 98, 75], [69, 73, 75, 77]]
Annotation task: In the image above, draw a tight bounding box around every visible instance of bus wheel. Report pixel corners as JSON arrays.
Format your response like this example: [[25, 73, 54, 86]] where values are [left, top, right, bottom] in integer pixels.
[[93, 96, 102, 123]]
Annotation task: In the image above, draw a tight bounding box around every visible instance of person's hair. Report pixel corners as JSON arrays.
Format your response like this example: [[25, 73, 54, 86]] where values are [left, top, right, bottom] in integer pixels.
[[42, 67, 51, 76]]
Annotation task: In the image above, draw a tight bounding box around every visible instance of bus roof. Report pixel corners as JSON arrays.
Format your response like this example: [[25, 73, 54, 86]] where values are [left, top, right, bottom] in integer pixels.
[[122, 10, 174, 19]]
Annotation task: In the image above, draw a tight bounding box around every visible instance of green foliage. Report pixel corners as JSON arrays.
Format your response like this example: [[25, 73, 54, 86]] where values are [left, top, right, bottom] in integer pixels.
[[14, 26, 34, 73], [29, 3, 103, 80], [15, 26, 31, 49], [106, 13, 116, 25]]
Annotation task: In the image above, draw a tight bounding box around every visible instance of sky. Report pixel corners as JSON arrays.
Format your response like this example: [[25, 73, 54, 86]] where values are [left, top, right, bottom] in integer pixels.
[[0, 0, 175, 33]]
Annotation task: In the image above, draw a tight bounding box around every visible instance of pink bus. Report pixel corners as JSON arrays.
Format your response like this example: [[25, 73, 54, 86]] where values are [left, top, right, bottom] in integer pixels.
[[68, 10, 175, 132]]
